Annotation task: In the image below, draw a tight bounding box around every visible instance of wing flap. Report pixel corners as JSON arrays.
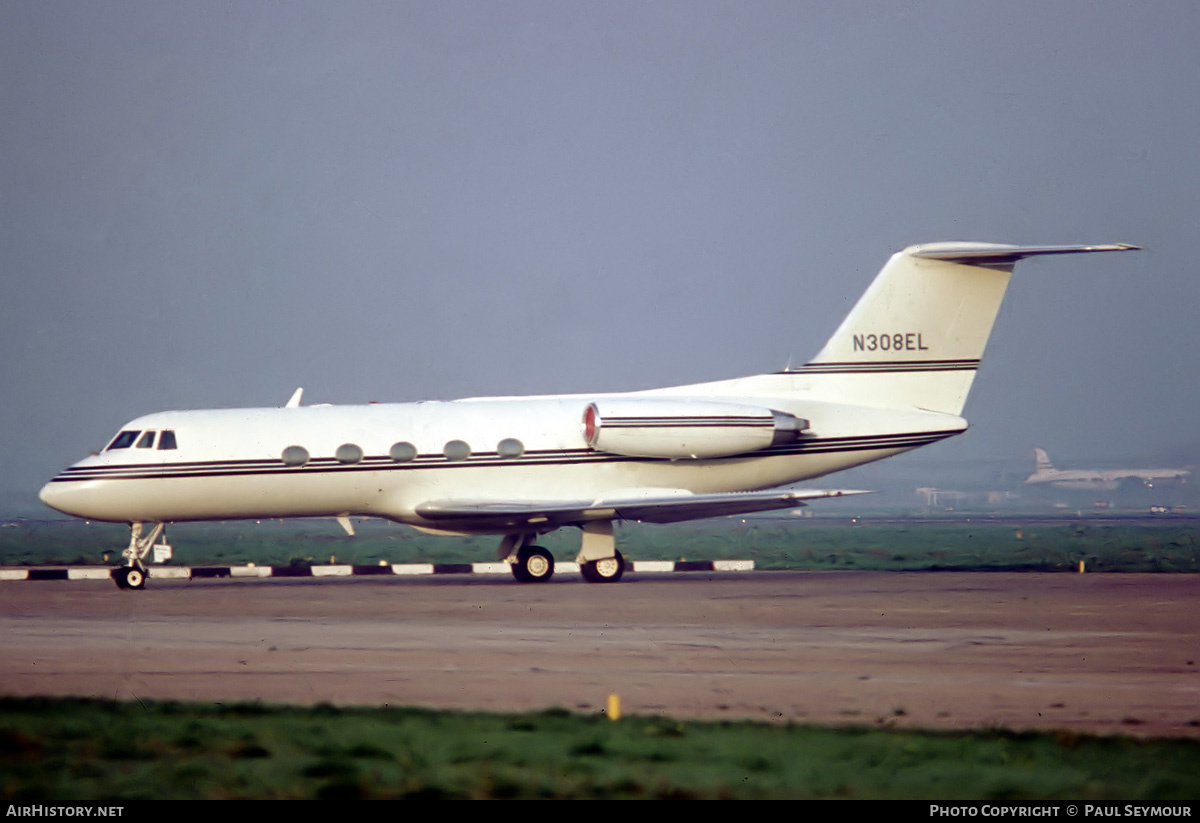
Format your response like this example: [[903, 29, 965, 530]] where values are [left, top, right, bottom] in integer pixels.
[[414, 488, 870, 530]]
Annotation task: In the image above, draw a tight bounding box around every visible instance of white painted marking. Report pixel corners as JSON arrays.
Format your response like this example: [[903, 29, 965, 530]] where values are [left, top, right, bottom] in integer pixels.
[[150, 567, 191, 579], [391, 563, 435, 575], [231, 566, 273, 577], [470, 563, 510, 575], [67, 568, 114, 580], [312, 565, 354, 577], [632, 561, 675, 573]]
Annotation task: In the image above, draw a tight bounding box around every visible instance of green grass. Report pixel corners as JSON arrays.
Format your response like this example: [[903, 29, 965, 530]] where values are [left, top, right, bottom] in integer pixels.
[[2, 517, 1198, 572], [1, 697, 1197, 800]]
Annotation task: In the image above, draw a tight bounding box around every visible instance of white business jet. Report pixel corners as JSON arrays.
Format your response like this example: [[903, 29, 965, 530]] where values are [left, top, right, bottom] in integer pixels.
[[40, 241, 1137, 589]]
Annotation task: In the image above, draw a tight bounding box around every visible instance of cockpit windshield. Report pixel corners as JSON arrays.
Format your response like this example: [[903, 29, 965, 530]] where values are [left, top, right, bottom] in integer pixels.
[[107, 431, 140, 450], [106, 429, 178, 451]]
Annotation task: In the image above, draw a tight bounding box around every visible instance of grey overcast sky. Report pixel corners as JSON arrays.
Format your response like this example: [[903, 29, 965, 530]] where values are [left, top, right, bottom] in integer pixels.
[[2, 1, 1198, 511]]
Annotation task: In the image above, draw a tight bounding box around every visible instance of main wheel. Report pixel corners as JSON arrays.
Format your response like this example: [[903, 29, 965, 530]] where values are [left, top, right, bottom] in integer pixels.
[[581, 550, 625, 583], [512, 545, 555, 583]]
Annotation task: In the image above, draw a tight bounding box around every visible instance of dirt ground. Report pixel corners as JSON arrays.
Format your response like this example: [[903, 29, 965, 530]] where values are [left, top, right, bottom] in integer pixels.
[[2, 570, 1198, 737]]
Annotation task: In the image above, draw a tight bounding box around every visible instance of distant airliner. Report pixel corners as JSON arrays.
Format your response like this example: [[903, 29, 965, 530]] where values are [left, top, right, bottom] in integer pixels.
[[1025, 447, 1189, 492], [40, 242, 1137, 589]]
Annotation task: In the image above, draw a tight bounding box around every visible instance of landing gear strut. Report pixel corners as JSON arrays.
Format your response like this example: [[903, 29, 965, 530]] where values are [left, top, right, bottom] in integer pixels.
[[113, 522, 164, 591]]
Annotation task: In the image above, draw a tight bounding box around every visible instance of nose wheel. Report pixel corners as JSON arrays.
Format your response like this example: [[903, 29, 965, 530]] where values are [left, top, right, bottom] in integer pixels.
[[114, 565, 147, 590]]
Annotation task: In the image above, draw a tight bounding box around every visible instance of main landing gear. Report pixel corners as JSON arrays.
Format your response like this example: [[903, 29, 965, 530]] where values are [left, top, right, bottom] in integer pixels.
[[499, 521, 627, 584], [113, 522, 165, 591], [575, 520, 624, 583], [512, 544, 555, 583], [580, 550, 625, 583], [500, 533, 556, 583]]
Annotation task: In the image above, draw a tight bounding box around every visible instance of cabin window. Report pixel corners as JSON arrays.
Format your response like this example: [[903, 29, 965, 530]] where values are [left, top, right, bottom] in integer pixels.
[[389, 442, 417, 462], [158, 430, 177, 450], [497, 438, 524, 458], [136, 431, 157, 449], [281, 446, 309, 466], [336, 443, 364, 464], [107, 431, 140, 450], [443, 440, 471, 461]]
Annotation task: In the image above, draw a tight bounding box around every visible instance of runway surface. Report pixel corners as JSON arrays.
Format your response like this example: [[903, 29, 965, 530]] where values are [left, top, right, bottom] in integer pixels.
[[2, 571, 1198, 737]]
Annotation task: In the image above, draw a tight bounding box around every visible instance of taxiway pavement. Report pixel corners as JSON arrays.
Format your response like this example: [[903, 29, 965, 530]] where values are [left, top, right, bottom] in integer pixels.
[[2, 571, 1197, 737]]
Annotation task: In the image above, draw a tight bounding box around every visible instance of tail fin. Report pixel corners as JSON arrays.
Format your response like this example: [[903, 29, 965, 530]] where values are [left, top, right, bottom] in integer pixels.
[[789, 243, 1137, 415], [1034, 447, 1054, 472]]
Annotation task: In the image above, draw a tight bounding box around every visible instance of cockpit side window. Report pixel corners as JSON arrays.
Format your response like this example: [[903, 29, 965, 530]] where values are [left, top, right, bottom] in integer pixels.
[[158, 430, 177, 450], [136, 431, 157, 449], [107, 431, 141, 450]]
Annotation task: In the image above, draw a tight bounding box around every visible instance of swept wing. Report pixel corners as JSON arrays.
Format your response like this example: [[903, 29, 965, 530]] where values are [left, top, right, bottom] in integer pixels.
[[414, 488, 870, 531]]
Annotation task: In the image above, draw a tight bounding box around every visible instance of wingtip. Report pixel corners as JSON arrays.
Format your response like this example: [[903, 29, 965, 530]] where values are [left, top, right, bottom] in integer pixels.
[[789, 488, 875, 499]]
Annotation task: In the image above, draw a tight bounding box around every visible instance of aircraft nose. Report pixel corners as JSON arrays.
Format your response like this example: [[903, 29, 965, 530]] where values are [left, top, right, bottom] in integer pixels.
[[39, 478, 103, 519], [39, 480, 73, 515], [39, 473, 134, 522]]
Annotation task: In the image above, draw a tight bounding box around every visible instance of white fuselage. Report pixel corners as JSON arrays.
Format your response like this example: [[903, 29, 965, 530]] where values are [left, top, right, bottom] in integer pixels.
[[1025, 467, 1190, 491], [40, 383, 964, 533]]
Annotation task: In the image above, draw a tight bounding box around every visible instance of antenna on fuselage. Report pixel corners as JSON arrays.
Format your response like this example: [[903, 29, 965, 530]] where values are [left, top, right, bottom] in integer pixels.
[[285, 388, 303, 408]]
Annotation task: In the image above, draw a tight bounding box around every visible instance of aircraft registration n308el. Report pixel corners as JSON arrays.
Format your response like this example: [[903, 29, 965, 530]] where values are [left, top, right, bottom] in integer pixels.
[[40, 241, 1137, 589]]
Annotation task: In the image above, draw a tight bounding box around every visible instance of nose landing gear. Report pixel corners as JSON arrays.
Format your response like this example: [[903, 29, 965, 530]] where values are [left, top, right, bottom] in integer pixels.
[[113, 522, 165, 591]]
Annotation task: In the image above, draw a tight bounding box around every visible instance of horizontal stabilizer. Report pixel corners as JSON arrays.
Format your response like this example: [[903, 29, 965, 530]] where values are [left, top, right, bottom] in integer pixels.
[[909, 243, 1138, 267]]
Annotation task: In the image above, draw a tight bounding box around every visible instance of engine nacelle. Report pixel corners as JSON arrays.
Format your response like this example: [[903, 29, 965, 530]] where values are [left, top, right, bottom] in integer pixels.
[[583, 399, 808, 459]]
